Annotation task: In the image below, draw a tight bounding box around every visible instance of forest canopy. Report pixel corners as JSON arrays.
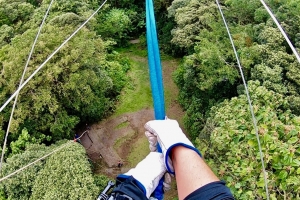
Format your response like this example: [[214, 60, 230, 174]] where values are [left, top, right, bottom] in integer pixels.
[[0, 0, 126, 198], [169, 0, 300, 198], [0, 0, 299, 199], [0, 0, 131, 146]]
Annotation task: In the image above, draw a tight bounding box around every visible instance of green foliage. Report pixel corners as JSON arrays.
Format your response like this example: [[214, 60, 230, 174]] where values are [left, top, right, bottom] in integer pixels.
[[173, 25, 241, 139], [224, 0, 261, 24], [108, 0, 145, 38], [49, 12, 85, 27], [96, 8, 132, 45], [246, 26, 300, 114], [1, 141, 106, 200], [169, 2, 300, 198], [1, 0, 300, 198], [0, 25, 14, 48], [30, 142, 98, 200], [199, 81, 300, 199], [0, 0, 34, 27], [10, 128, 31, 154], [49, 0, 98, 15], [273, 0, 300, 45], [94, 174, 111, 192], [0, 10, 130, 142], [168, 0, 219, 53], [170, 0, 300, 140], [112, 52, 152, 116], [1, 143, 56, 200]]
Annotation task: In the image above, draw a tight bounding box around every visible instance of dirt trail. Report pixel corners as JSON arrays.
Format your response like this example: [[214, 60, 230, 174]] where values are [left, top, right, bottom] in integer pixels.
[[80, 54, 185, 181], [80, 109, 154, 168]]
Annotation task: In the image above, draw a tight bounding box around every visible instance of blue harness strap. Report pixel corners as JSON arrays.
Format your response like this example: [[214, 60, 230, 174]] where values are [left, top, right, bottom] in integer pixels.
[[146, 0, 165, 199]]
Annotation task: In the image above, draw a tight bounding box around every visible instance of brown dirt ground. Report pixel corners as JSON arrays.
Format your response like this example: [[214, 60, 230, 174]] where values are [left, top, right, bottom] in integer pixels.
[[79, 55, 184, 199]]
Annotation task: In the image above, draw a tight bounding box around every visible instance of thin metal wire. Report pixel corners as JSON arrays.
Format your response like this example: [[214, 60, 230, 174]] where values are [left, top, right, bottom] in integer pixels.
[[0, 0, 108, 113], [0, 0, 55, 173], [260, 0, 300, 64], [215, 1, 269, 199]]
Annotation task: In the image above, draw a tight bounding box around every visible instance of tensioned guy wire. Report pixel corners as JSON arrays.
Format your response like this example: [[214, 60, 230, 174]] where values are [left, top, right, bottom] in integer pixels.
[[0, 0, 55, 173], [0, 0, 108, 113], [260, 0, 300, 64], [215, 1, 270, 199]]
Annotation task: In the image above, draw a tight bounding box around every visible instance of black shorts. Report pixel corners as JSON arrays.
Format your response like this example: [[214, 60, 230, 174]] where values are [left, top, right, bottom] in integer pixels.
[[184, 181, 234, 200]]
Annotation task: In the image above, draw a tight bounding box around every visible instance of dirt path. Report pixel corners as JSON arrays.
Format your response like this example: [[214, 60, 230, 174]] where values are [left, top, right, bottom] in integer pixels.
[[80, 53, 185, 183], [80, 109, 154, 168]]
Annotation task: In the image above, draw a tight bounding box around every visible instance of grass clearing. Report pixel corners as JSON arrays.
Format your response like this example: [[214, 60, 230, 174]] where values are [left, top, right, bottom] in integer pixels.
[[126, 136, 149, 167], [114, 46, 184, 168], [92, 45, 184, 200], [114, 121, 130, 130], [113, 129, 135, 149], [117, 44, 148, 57], [113, 55, 153, 117]]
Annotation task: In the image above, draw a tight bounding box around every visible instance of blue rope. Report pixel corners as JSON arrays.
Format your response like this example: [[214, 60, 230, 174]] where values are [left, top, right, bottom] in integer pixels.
[[146, 0, 165, 121], [146, 0, 165, 199]]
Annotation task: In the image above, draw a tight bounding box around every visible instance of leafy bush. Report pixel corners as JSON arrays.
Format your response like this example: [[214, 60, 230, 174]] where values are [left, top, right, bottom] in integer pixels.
[[1, 143, 57, 200], [1, 141, 113, 199], [30, 142, 98, 200], [0, 1, 34, 27], [199, 81, 300, 199], [94, 174, 111, 192], [96, 8, 132, 45]]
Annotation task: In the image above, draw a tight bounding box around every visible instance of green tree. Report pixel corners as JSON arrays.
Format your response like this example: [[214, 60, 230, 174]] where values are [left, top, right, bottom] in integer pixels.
[[1, 143, 56, 200], [0, 25, 14, 48], [0, 0, 34, 27], [168, 0, 219, 53], [10, 128, 33, 155], [241, 26, 300, 114], [30, 142, 98, 200], [224, 0, 261, 24], [172, 8, 251, 139], [96, 8, 132, 45], [170, 0, 300, 140], [0, 22, 129, 143], [1, 141, 104, 200], [269, 0, 300, 45], [199, 81, 300, 199], [94, 174, 111, 192]]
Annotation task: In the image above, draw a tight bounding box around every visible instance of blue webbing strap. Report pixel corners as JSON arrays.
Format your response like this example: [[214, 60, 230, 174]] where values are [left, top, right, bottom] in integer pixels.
[[146, 0, 165, 199]]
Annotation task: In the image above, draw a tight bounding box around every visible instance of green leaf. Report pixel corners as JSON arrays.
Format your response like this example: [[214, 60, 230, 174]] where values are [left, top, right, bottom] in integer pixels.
[[278, 170, 288, 179], [257, 179, 265, 187], [235, 183, 241, 189], [291, 159, 300, 167], [226, 176, 233, 182], [248, 140, 256, 147], [288, 137, 298, 144]]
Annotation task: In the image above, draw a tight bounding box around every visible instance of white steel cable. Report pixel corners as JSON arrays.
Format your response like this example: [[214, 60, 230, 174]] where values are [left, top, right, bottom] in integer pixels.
[[215, 1, 270, 199], [260, 0, 300, 64], [0, 0, 108, 113], [0, 131, 86, 182], [0, 0, 55, 173]]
